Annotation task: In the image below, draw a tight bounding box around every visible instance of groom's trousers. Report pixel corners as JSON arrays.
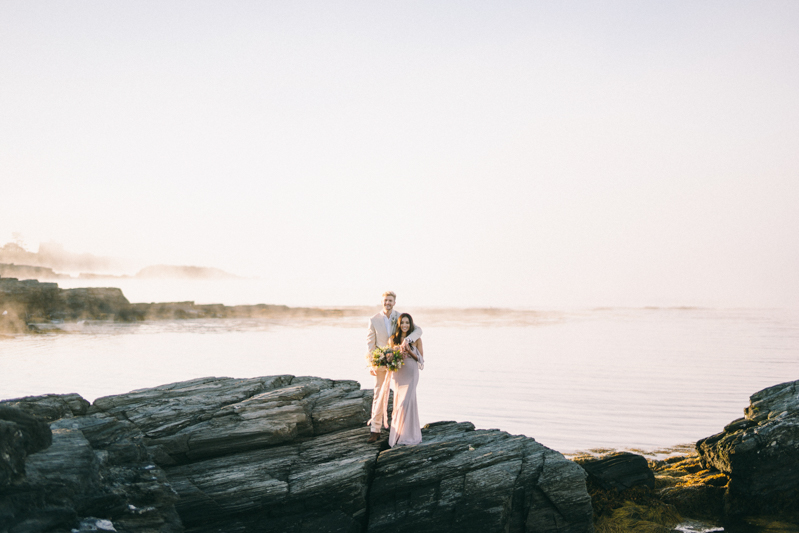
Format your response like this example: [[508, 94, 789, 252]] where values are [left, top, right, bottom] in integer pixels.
[[369, 367, 391, 432]]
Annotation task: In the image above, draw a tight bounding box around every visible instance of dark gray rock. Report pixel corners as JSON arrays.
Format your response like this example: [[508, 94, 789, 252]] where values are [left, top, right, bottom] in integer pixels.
[[0, 406, 52, 455], [697, 379, 799, 517], [658, 484, 726, 520], [166, 426, 377, 533], [91, 375, 370, 464], [0, 419, 28, 486], [0, 376, 595, 533], [577, 451, 654, 491], [91, 376, 592, 532], [368, 421, 594, 533], [0, 395, 181, 533], [106, 375, 378, 532], [1, 393, 90, 423], [0, 406, 52, 487]]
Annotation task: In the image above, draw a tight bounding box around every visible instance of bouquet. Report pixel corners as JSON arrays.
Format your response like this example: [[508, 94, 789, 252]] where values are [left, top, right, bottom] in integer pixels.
[[368, 345, 406, 372]]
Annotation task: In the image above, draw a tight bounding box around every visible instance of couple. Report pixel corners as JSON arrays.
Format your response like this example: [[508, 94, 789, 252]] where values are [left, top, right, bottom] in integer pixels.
[[366, 291, 424, 447]]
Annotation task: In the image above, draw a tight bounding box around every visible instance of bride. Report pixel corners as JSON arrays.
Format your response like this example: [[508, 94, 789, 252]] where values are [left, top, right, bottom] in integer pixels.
[[388, 313, 424, 447]]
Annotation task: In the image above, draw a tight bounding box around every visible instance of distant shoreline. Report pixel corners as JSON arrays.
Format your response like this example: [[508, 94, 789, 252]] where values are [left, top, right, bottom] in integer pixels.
[[0, 276, 376, 333], [0, 261, 240, 281], [4, 276, 794, 336]]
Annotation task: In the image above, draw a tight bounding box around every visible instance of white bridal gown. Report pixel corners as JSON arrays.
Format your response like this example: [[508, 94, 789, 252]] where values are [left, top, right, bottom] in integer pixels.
[[388, 345, 424, 447]]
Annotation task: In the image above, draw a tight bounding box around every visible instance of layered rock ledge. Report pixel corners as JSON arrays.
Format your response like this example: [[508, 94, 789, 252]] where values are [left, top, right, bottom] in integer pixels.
[[0, 375, 594, 533], [0, 278, 363, 332], [572, 379, 799, 532], [697, 379, 799, 519]]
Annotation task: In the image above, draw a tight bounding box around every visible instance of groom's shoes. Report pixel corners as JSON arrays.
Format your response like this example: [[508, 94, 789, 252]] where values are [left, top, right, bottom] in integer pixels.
[[367, 432, 381, 443]]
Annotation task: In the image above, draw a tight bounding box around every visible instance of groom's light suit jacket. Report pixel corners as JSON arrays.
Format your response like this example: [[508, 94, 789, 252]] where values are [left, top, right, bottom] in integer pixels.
[[366, 310, 422, 431]]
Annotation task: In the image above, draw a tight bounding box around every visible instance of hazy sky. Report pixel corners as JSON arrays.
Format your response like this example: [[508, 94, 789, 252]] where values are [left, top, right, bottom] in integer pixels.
[[2, 1, 798, 308]]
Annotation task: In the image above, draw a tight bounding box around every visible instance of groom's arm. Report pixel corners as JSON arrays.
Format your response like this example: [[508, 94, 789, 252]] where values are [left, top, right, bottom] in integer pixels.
[[366, 319, 377, 354], [405, 324, 423, 344]]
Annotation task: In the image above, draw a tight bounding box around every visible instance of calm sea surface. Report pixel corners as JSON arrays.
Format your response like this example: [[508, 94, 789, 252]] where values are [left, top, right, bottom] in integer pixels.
[[1, 306, 797, 455]]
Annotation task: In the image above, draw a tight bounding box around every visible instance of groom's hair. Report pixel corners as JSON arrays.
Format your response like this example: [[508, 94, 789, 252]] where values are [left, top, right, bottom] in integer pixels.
[[382, 291, 396, 299]]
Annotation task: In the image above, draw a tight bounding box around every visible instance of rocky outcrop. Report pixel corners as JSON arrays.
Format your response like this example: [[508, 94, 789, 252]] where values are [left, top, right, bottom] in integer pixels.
[[0, 264, 68, 280], [0, 278, 134, 327], [697, 379, 799, 518], [540, 380, 799, 532], [0, 375, 595, 533], [0, 394, 182, 533], [576, 452, 654, 492], [0, 277, 366, 330], [369, 421, 593, 533], [570, 452, 686, 533], [125, 301, 363, 321], [0, 278, 61, 331], [0, 407, 52, 486]]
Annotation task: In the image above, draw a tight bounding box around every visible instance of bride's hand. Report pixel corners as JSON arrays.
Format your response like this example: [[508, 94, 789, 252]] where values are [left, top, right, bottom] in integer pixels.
[[401, 346, 416, 361]]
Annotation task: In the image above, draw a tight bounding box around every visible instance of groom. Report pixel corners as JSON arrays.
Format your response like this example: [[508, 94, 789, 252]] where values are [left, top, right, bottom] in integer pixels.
[[365, 290, 422, 443]]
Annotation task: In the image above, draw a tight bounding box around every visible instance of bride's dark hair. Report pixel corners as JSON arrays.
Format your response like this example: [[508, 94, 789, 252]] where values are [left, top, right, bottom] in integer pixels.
[[390, 313, 415, 346]]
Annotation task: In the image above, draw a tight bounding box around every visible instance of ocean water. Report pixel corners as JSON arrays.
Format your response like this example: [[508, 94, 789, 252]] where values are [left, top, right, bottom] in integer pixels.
[[1, 305, 797, 455]]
